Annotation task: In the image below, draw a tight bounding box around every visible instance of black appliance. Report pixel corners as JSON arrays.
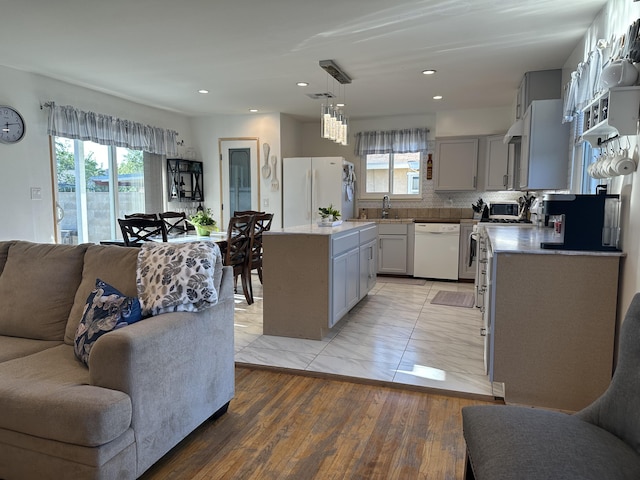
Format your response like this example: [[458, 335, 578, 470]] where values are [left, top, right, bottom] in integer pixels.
[[541, 193, 621, 251]]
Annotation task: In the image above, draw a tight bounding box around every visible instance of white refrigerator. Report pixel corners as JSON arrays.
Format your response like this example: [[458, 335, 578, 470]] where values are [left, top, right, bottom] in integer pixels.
[[282, 157, 355, 228]]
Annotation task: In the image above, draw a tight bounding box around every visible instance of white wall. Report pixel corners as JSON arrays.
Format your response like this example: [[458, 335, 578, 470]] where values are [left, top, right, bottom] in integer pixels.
[[190, 113, 282, 227], [0, 65, 192, 242], [563, 0, 640, 322]]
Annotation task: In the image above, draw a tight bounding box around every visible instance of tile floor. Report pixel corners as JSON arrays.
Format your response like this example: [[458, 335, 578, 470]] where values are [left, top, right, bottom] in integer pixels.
[[234, 275, 504, 399]]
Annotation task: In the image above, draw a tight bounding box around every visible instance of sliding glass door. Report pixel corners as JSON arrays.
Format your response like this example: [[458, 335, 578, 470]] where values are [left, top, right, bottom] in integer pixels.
[[54, 137, 146, 244]]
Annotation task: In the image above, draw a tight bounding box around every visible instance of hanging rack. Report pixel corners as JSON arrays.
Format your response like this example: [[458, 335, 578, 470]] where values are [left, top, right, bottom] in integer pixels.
[[597, 134, 620, 147]]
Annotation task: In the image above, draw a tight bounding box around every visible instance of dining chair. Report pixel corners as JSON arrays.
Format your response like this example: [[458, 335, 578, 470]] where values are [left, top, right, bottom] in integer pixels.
[[222, 215, 255, 305], [247, 212, 273, 288], [233, 210, 265, 216], [118, 218, 168, 246], [124, 213, 158, 220], [159, 211, 189, 235]]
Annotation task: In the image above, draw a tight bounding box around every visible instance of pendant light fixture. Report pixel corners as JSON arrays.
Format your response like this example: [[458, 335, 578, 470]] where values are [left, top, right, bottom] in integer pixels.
[[319, 60, 351, 145]]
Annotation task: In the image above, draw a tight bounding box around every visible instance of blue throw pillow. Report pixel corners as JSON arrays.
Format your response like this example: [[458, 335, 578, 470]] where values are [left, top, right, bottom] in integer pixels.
[[74, 278, 142, 366]]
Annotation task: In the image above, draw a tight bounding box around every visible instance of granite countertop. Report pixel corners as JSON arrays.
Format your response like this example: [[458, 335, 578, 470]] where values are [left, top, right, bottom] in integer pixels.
[[265, 221, 376, 236], [482, 224, 625, 257], [349, 218, 473, 224]]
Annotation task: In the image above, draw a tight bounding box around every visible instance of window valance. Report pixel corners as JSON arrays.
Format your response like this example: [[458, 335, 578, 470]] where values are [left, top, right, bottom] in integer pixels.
[[45, 102, 179, 156], [354, 128, 429, 156]]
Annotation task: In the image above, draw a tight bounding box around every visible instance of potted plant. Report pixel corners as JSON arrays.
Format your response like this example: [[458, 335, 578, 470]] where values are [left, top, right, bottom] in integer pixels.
[[318, 204, 342, 226], [188, 208, 218, 236]]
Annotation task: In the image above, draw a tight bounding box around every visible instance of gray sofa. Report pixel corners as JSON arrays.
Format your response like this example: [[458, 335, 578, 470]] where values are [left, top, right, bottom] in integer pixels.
[[0, 240, 235, 479], [462, 293, 640, 480]]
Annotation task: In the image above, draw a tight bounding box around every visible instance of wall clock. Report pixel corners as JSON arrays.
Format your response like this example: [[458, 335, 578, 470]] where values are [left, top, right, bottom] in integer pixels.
[[0, 105, 26, 144]]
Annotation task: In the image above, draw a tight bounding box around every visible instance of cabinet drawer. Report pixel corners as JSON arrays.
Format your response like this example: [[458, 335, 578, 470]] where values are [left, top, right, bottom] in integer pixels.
[[377, 224, 407, 235], [332, 231, 359, 256], [359, 225, 378, 244]]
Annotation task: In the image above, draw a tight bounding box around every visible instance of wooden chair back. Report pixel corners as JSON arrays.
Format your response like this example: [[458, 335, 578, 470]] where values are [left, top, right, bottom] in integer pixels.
[[234, 210, 265, 217], [118, 218, 168, 246], [124, 213, 158, 220], [224, 215, 256, 304], [248, 213, 273, 282], [159, 211, 189, 235]]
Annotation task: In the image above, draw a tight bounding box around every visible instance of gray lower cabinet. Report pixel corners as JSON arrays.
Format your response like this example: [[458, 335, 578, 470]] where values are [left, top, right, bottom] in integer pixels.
[[359, 226, 378, 299], [331, 231, 360, 327], [378, 223, 412, 274]]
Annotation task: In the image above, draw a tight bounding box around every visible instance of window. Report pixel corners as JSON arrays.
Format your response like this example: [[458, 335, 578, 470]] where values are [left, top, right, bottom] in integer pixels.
[[362, 151, 422, 198], [54, 137, 148, 244]]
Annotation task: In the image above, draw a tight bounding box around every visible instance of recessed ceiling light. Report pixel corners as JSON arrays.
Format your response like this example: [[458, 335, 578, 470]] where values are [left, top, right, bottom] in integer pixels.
[[198, 89, 209, 94], [297, 82, 309, 87], [433, 95, 443, 100], [422, 69, 437, 75], [336, 102, 345, 107], [249, 109, 259, 113]]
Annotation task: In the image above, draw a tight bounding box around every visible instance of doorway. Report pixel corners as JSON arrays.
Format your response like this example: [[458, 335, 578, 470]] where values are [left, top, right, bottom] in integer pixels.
[[219, 138, 260, 227]]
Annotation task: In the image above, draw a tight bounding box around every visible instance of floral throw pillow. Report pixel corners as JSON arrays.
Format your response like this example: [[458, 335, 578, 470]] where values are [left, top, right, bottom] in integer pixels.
[[74, 278, 142, 366], [136, 241, 222, 316]]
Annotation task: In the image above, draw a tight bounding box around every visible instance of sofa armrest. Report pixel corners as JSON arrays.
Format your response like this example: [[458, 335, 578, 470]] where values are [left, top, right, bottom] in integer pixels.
[[88, 265, 234, 474]]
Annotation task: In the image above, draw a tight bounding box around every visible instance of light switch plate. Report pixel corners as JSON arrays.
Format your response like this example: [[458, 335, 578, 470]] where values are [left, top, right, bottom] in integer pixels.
[[30, 187, 42, 200]]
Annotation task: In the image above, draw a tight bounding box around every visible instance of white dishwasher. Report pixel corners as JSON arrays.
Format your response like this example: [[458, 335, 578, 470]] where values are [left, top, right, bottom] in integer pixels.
[[413, 223, 460, 280]]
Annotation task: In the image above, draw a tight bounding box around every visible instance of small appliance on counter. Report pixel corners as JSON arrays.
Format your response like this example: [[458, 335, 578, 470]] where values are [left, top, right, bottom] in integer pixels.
[[541, 193, 621, 251], [479, 201, 532, 224]]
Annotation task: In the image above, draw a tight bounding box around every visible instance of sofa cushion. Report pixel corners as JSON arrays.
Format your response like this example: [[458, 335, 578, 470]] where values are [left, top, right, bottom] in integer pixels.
[[0, 241, 87, 341], [462, 405, 640, 480], [0, 241, 14, 276], [0, 336, 62, 363], [136, 241, 223, 316], [74, 279, 142, 366], [0, 344, 132, 447], [66, 244, 140, 345]]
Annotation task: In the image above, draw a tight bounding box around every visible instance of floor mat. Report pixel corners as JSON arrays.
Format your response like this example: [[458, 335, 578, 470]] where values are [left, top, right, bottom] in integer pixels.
[[378, 276, 427, 286], [430, 290, 475, 308]]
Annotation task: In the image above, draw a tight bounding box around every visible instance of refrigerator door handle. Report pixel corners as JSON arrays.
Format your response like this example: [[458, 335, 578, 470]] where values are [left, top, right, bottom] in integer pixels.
[[312, 169, 318, 221], [305, 169, 311, 220]]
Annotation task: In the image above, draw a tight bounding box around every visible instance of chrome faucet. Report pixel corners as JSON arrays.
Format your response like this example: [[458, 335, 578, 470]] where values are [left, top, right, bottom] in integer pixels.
[[382, 195, 391, 219]]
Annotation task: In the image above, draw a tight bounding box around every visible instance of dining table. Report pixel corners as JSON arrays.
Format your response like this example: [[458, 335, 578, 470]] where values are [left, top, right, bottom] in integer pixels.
[[100, 231, 228, 248]]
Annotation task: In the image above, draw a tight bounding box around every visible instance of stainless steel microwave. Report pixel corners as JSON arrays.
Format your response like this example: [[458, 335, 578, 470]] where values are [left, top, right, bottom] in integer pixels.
[[489, 202, 520, 218]]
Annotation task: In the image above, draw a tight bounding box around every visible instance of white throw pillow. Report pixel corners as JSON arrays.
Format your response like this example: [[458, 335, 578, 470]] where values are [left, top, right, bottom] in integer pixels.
[[136, 242, 222, 316]]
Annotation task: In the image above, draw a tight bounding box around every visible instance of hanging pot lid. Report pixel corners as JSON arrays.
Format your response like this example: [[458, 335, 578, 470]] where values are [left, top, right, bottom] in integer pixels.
[[503, 118, 523, 144]]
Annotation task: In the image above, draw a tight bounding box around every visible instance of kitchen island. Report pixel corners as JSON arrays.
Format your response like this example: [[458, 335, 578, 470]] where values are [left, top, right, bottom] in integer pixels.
[[262, 221, 377, 340], [481, 224, 624, 411]]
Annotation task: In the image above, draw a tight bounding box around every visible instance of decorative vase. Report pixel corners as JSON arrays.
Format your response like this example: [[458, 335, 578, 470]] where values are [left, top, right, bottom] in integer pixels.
[[195, 225, 210, 236]]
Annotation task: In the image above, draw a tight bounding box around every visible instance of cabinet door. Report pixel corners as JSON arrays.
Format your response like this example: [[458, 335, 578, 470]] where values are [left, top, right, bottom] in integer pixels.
[[519, 99, 569, 190], [434, 138, 478, 191], [485, 135, 510, 191], [359, 239, 377, 299], [331, 248, 360, 326], [378, 235, 408, 274], [519, 107, 532, 189]]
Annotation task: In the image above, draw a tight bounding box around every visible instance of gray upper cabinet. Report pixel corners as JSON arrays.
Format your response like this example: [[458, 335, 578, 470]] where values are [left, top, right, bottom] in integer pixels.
[[434, 138, 479, 191], [519, 99, 570, 190], [516, 69, 562, 120], [485, 135, 511, 191]]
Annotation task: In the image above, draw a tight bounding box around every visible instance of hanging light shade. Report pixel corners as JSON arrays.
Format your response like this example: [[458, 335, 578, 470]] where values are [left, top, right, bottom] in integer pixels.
[[318, 60, 351, 144], [321, 104, 331, 139]]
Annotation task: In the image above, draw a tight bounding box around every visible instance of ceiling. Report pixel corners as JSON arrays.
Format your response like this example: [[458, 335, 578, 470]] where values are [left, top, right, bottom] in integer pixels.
[[0, 0, 608, 121]]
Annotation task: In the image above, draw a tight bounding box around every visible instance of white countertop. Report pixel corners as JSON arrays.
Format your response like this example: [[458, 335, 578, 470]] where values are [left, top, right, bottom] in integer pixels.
[[481, 224, 624, 257], [265, 221, 376, 236]]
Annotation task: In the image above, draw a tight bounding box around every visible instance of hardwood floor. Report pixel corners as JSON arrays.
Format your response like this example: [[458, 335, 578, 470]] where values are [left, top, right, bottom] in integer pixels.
[[140, 367, 498, 480]]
